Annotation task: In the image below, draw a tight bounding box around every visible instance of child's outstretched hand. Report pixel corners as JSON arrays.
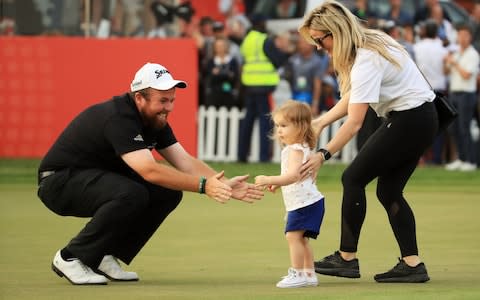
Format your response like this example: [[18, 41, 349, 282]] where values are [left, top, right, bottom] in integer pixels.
[[254, 175, 268, 187], [255, 176, 278, 193], [267, 185, 279, 193]]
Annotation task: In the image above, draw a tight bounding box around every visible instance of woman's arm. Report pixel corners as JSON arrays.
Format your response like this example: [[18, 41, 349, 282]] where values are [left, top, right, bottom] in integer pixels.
[[312, 92, 350, 134], [299, 102, 369, 178], [324, 102, 369, 155]]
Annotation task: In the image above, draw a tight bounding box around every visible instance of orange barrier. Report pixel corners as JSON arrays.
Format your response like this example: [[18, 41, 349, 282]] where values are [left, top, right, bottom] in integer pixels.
[[0, 37, 198, 158]]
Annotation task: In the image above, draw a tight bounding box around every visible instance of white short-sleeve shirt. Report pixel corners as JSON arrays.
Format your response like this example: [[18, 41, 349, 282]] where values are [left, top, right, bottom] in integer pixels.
[[280, 143, 324, 211], [413, 38, 449, 91], [350, 48, 435, 117], [449, 45, 480, 93]]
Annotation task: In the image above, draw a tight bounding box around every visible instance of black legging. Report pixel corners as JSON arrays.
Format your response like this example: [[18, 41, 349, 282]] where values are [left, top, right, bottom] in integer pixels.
[[339, 101, 438, 257]]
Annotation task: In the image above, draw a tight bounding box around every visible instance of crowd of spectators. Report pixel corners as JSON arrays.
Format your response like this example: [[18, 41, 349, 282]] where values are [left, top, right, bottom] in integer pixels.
[[1, 0, 479, 168]]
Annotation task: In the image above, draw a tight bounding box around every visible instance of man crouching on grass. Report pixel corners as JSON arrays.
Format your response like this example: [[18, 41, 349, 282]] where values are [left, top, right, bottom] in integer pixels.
[[37, 62, 263, 285]]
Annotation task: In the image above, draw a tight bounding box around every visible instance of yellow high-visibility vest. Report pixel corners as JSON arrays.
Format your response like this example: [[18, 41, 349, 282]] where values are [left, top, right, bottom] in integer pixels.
[[240, 30, 280, 86]]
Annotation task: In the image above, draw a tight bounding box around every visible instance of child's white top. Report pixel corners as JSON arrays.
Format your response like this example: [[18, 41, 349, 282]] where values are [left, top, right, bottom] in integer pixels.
[[280, 143, 324, 211]]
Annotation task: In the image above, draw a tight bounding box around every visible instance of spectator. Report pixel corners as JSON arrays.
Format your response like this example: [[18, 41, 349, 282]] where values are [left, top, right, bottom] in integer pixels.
[[194, 16, 215, 106], [204, 37, 241, 108], [414, 0, 438, 24], [351, 0, 377, 28], [381, 0, 413, 27], [430, 3, 457, 47], [195, 15, 215, 50], [414, 20, 449, 164], [0, 0, 15, 35], [219, 0, 245, 18], [237, 13, 289, 162], [110, 0, 146, 37], [318, 74, 339, 112], [226, 14, 251, 46], [274, 0, 302, 19], [470, 2, 480, 53], [444, 24, 479, 171], [211, 21, 243, 66], [414, 20, 448, 93], [284, 37, 329, 116], [148, 0, 175, 38], [381, 20, 415, 60]]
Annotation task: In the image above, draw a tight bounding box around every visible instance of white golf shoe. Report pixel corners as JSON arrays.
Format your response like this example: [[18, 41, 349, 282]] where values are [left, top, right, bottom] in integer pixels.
[[97, 255, 139, 281], [276, 268, 308, 288], [52, 250, 108, 285]]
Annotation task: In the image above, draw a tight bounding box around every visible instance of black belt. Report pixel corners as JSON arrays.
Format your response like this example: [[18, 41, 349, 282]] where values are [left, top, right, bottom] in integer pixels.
[[39, 170, 56, 180]]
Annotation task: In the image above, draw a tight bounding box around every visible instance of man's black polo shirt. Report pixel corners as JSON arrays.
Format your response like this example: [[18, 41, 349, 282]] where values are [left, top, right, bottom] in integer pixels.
[[39, 93, 177, 175]]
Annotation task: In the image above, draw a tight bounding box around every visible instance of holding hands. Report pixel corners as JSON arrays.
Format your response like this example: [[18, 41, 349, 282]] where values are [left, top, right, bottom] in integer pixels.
[[205, 171, 264, 204], [254, 175, 280, 193], [226, 174, 264, 203]]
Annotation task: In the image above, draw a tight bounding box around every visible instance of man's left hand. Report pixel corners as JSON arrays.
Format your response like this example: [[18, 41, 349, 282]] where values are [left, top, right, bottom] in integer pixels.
[[226, 175, 264, 203]]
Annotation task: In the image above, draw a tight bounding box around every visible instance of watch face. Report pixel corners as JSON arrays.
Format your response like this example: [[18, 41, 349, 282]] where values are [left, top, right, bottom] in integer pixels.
[[319, 149, 331, 160]]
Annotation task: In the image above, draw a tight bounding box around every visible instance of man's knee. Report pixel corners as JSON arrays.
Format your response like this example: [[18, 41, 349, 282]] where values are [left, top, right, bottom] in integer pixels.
[[114, 182, 151, 215], [150, 187, 183, 212], [171, 191, 183, 208]]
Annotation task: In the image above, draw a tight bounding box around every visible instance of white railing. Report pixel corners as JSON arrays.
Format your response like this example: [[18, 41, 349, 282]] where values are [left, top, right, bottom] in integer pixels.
[[197, 105, 357, 163]]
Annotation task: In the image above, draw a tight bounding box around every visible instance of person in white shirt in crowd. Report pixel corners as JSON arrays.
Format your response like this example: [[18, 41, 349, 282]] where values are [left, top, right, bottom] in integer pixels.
[[444, 23, 479, 172], [430, 3, 457, 47], [414, 19, 449, 165]]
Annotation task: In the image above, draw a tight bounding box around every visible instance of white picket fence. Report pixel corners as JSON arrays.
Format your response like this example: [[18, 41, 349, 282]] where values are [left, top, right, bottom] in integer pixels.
[[197, 105, 358, 163]]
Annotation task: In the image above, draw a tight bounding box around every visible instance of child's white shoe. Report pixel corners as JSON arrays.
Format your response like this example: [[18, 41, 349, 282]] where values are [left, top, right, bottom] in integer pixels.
[[276, 268, 308, 288], [305, 273, 318, 286]]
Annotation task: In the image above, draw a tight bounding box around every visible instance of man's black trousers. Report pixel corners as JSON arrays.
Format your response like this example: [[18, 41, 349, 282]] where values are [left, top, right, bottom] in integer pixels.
[[38, 168, 182, 268]]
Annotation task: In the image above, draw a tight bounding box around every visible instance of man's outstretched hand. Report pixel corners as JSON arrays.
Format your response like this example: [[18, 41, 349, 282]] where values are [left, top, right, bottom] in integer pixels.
[[226, 174, 264, 203]]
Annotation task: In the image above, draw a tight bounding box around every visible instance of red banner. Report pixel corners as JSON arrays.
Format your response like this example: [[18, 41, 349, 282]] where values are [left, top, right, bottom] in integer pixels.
[[0, 37, 198, 158]]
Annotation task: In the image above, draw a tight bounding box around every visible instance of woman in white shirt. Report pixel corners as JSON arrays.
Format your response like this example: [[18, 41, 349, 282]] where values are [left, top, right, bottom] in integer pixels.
[[298, 0, 437, 283]]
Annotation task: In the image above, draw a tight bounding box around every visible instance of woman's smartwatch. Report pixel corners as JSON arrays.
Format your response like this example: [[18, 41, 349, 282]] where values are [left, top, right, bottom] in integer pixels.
[[317, 148, 331, 161]]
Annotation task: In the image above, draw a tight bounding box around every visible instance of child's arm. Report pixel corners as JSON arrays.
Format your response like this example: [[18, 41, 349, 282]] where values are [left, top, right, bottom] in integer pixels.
[[255, 149, 303, 188]]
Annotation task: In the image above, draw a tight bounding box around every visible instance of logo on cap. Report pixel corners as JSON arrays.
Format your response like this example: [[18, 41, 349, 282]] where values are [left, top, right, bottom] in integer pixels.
[[155, 69, 170, 79]]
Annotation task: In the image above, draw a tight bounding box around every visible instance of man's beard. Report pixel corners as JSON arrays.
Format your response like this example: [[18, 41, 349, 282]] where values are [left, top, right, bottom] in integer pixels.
[[145, 112, 168, 129]]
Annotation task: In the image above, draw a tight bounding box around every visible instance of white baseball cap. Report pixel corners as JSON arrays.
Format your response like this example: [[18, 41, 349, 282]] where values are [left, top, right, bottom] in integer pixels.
[[130, 62, 187, 92]]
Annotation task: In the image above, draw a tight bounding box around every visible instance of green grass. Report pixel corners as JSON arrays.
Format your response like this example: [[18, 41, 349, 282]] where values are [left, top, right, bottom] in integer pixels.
[[1, 159, 479, 300]]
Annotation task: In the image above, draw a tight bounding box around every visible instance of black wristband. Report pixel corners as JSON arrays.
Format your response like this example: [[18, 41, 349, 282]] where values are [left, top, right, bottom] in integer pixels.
[[317, 148, 331, 161], [199, 176, 207, 194]]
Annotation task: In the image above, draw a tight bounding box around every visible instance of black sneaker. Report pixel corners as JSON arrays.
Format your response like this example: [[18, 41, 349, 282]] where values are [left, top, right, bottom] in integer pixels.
[[314, 251, 361, 278], [374, 259, 430, 283]]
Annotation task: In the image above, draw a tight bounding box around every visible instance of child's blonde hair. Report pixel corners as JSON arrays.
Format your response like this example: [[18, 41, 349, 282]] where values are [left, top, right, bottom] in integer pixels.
[[271, 100, 317, 149]]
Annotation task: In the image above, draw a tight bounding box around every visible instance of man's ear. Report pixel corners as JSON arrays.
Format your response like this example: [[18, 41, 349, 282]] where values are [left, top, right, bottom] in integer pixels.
[[134, 92, 143, 103]]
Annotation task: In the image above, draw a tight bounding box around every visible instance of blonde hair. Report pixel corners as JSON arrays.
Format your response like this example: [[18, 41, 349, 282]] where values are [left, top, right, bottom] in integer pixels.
[[298, 0, 408, 97], [271, 100, 317, 149]]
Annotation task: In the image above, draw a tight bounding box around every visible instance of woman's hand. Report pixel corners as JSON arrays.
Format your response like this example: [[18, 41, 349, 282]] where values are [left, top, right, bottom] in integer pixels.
[[299, 152, 324, 181]]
